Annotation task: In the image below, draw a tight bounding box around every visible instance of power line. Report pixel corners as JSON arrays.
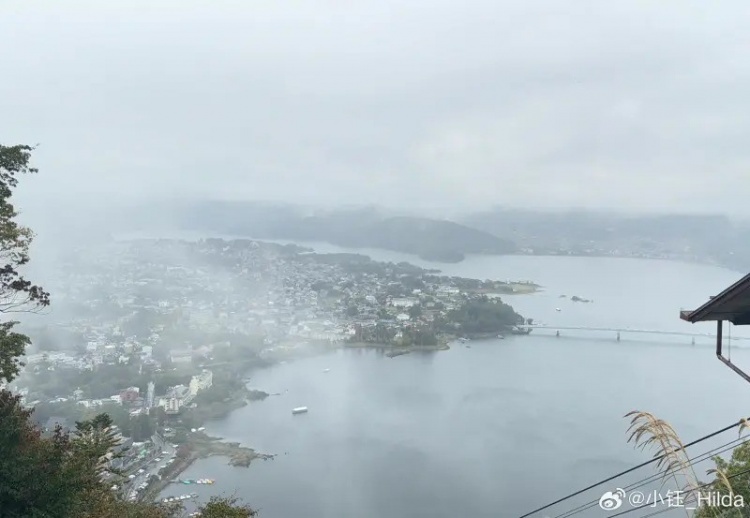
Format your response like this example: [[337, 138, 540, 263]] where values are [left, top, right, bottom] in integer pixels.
[[553, 435, 750, 518], [608, 465, 750, 517], [517, 418, 748, 518], [556, 436, 749, 518]]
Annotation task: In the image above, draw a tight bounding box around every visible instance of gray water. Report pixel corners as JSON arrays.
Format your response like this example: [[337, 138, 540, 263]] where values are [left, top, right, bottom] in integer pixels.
[[155, 243, 750, 518]]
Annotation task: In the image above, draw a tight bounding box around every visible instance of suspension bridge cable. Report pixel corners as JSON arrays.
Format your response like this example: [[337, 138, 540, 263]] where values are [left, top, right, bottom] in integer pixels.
[[607, 465, 750, 517], [517, 418, 749, 518], [553, 436, 750, 518]]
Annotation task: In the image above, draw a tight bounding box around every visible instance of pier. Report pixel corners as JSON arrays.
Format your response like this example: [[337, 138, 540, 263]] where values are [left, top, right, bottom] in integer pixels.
[[172, 478, 215, 485], [161, 493, 198, 503]]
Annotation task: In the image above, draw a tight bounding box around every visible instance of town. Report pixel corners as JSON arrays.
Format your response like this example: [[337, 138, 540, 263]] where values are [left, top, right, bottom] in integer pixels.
[[3, 237, 533, 502]]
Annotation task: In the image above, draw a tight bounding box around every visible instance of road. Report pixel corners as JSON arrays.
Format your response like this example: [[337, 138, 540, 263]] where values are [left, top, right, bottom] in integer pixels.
[[124, 434, 178, 501]]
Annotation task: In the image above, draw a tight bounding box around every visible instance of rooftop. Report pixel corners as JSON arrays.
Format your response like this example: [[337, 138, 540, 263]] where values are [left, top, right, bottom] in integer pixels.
[[680, 272, 750, 325]]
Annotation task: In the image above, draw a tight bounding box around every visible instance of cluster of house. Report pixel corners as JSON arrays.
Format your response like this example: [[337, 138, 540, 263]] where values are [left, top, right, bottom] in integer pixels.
[[23, 335, 156, 373], [18, 367, 213, 421], [14, 240, 494, 417], [37, 240, 481, 374]]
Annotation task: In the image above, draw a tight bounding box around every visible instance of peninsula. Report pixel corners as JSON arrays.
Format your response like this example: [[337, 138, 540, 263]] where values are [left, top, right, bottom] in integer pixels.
[[14, 237, 538, 503]]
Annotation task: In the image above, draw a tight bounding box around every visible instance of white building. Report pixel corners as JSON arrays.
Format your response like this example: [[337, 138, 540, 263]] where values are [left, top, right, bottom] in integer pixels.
[[170, 349, 193, 364], [189, 370, 213, 397], [391, 298, 418, 308], [145, 381, 155, 409], [158, 386, 188, 414], [167, 384, 191, 403], [24, 353, 46, 365], [164, 397, 181, 414]]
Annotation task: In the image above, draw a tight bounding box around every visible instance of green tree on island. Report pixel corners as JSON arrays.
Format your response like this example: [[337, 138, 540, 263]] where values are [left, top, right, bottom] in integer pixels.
[[0, 144, 256, 517], [440, 296, 524, 335]]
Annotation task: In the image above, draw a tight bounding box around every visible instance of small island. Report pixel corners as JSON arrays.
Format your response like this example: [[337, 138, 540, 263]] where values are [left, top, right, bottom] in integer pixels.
[[440, 296, 528, 339]]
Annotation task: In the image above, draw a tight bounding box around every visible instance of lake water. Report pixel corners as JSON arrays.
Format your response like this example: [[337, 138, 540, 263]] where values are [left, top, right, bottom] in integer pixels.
[[155, 240, 750, 518]]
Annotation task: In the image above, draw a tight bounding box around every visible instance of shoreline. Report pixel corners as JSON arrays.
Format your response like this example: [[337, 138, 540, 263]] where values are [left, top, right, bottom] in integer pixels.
[[145, 339, 459, 499], [343, 329, 527, 353], [144, 330, 531, 501], [144, 310, 530, 501], [144, 431, 275, 502], [343, 341, 451, 357], [142, 385, 274, 502], [144, 340, 450, 499], [112, 233, 736, 272]]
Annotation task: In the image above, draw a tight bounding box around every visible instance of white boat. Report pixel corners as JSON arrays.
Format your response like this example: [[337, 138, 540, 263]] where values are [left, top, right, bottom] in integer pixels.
[[555, 308, 562, 312], [292, 406, 308, 415], [323, 368, 330, 373]]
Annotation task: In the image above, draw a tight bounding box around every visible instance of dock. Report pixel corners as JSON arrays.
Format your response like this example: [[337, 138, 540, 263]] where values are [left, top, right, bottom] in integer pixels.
[[162, 493, 198, 503], [173, 478, 215, 485]]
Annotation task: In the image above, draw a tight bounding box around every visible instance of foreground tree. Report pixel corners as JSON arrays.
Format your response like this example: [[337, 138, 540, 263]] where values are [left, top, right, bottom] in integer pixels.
[[0, 144, 256, 516], [626, 411, 750, 517], [694, 437, 750, 517], [0, 390, 113, 517], [198, 497, 257, 518], [0, 144, 50, 383]]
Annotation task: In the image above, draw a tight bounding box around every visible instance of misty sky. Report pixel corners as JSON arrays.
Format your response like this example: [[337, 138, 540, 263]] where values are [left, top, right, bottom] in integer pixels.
[[2, 1, 749, 215]]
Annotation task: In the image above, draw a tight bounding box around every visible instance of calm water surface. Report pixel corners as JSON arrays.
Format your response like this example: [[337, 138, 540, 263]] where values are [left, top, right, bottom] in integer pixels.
[[155, 242, 750, 518]]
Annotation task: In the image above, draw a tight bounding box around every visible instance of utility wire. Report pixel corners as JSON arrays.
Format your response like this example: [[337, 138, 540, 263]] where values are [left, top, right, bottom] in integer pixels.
[[517, 418, 749, 518], [556, 436, 749, 518], [607, 465, 750, 517], [553, 436, 750, 518]]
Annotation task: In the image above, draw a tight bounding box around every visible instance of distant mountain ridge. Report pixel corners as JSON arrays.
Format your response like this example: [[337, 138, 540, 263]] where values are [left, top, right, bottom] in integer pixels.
[[35, 198, 750, 269], [461, 208, 750, 271], [174, 201, 516, 262]]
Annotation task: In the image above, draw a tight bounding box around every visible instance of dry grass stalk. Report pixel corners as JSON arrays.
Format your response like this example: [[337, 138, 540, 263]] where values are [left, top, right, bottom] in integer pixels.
[[706, 468, 734, 495], [625, 411, 707, 516], [738, 418, 750, 437]]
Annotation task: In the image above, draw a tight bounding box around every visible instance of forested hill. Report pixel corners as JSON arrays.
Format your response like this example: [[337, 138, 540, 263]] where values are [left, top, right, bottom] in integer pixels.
[[174, 202, 517, 262]]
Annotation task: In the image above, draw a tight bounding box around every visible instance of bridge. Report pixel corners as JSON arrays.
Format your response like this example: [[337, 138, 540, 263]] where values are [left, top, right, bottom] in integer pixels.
[[516, 324, 750, 342]]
